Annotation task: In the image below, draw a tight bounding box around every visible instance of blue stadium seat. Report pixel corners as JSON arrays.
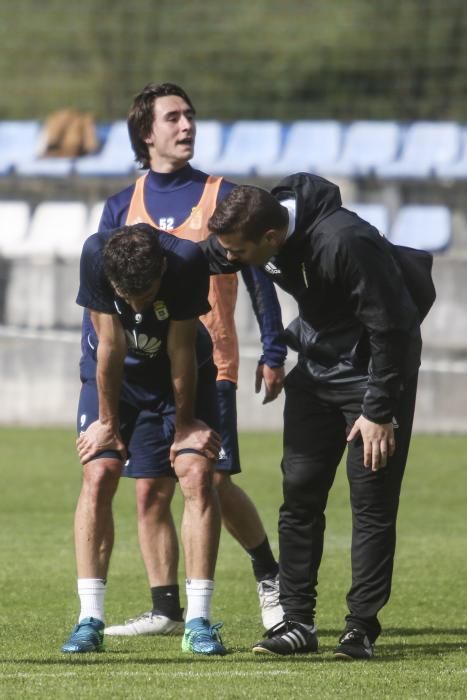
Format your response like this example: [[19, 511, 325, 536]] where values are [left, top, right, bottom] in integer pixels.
[[436, 127, 467, 179], [16, 156, 74, 177], [87, 200, 106, 236], [348, 203, 389, 237], [190, 121, 224, 172], [257, 120, 342, 177], [389, 205, 452, 252], [376, 122, 461, 179], [0, 201, 31, 257], [327, 121, 400, 177], [75, 121, 135, 176], [22, 201, 89, 257], [0, 121, 41, 175], [209, 121, 282, 176]]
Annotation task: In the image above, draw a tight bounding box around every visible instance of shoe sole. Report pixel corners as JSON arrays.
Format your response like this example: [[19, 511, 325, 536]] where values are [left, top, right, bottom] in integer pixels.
[[62, 645, 103, 653], [105, 627, 184, 637], [253, 645, 318, 656], [334, 651, 371, 661], [182, 647, 227, 656], [252, 645, 280, 656]]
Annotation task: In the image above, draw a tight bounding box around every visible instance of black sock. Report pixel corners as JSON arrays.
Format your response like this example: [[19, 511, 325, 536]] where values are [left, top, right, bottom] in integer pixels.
[[245, 536, 279, 582], [150, 585, 183, 620]]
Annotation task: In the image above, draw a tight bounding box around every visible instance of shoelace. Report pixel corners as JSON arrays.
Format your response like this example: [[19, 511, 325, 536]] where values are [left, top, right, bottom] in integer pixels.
[[340, 629, 365, 644], [125, 612, 152, 624], [192, 621, 223, 642], [264, 617, 315, 639], [260, 581, 280, 609], [72, 620, 101, 638]]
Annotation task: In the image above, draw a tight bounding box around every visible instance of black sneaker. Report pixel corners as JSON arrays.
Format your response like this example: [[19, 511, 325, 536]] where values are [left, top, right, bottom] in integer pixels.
[[334, 628, 374, 660], [252, 619, 318, 656]]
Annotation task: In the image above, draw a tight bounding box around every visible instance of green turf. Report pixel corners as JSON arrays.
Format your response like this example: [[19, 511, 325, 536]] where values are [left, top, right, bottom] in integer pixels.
[[0, 429, 466, 698]]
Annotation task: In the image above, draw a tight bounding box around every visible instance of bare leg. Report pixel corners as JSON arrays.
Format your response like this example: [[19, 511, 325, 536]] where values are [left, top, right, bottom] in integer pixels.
[[74, 457, 122, 579], [135, 476, 178, 587], [214, 471, 266, 549], [174, 454, 220, 579]]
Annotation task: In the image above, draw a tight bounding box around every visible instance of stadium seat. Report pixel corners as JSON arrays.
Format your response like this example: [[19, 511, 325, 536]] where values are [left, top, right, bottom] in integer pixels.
[[22, 201, 89, 257], [75, 121, 136, 176], [435, 127, 467, 179], [0, 201, 31, 257], [326, 121, 401, 177], [0, 121, 41, 175], [209, 121, 283, 176], [16, 156, 74, 177], [376, 122, 461, 179], [348, 203, 389, 237], [256, 120, 342, 177], [87, 201, 105, 236], [190, 121, 224, 172], [389, 205, 452, 252]]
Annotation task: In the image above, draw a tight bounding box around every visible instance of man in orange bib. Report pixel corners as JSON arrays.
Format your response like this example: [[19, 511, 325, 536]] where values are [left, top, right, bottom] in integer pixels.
[[98, 83, 287, 636]]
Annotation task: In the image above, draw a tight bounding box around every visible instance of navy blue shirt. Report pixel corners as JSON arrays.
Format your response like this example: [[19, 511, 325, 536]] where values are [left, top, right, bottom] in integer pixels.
[[77, 228, 213, 406], [99, 165, 287, 368]]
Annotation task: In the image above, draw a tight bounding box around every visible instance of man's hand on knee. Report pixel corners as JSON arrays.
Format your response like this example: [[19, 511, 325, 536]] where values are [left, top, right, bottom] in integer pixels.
[[77, 419, 126, 465], [170, 419, 221, 466]]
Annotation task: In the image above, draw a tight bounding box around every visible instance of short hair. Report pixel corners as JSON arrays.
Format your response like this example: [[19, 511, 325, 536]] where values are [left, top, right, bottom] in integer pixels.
[[127, 82, 196, 169], [208, 185, 288, 243], [103, 224, 165, 296]]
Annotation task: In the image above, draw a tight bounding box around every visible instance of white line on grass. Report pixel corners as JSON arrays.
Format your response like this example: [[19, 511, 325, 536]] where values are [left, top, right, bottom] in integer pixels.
[[2, 670, 292, 679]]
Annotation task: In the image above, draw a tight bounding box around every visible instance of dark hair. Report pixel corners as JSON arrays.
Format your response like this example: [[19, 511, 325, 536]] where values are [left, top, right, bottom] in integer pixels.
[[208, 185, 288, 243], [103, 224, 165, 296], [127, 82, 196, 169]]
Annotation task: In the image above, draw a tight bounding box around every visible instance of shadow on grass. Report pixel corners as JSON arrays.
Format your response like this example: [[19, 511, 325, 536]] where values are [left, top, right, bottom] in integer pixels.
[[3, 627, 465, 666]]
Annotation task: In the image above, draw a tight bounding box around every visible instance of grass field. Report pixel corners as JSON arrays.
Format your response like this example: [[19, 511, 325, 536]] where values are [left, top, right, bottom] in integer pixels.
[[0, 428, 466, 699]]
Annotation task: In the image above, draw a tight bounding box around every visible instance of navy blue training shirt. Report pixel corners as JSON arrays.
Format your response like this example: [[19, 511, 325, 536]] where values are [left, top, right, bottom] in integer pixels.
[[77, 228, 213, 405], [99, 165, 287, 368]]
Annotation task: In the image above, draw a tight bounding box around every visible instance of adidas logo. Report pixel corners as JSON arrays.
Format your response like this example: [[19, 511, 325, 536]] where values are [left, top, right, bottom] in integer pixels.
[[264, 261, 282, 275]]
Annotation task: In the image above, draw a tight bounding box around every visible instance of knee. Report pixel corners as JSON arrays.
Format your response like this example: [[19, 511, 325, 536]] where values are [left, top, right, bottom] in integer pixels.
[[82, 459, 121, 501], [282, 466, 325, 511], [136, 479, 175, 520], [175, 456, 213, 499]]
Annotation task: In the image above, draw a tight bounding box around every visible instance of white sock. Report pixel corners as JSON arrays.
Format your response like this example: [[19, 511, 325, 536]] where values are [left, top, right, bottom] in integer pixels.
[[77, 578, 106, 623], [185, 579, 214, 623]]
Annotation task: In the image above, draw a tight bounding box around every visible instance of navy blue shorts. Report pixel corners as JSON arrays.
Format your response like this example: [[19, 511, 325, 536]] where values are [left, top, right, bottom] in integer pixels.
[[77, 359, 219, 478], [216, 380, 241, 475]]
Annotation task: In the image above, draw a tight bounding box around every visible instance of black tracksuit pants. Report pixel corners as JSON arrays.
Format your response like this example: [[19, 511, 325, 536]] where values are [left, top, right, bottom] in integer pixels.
[[279, 364, 418, 642]]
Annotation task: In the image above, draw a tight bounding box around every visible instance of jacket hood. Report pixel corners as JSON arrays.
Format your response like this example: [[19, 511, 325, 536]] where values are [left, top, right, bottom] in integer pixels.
[[271, 172, 342, 239]]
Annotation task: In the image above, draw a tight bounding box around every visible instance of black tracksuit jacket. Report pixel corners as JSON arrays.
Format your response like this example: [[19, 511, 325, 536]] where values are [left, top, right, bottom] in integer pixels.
[[203, 173, 423, 425]]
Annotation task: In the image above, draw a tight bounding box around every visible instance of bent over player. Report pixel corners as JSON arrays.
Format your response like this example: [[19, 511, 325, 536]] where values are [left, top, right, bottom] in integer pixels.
[[62, 223, 226, 656]]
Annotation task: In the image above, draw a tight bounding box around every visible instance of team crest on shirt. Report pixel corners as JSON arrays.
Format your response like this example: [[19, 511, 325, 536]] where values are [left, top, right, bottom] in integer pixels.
[[189, 207, 203, 230], [126, 215, 145, 225], [153, 300, 170, 320]]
